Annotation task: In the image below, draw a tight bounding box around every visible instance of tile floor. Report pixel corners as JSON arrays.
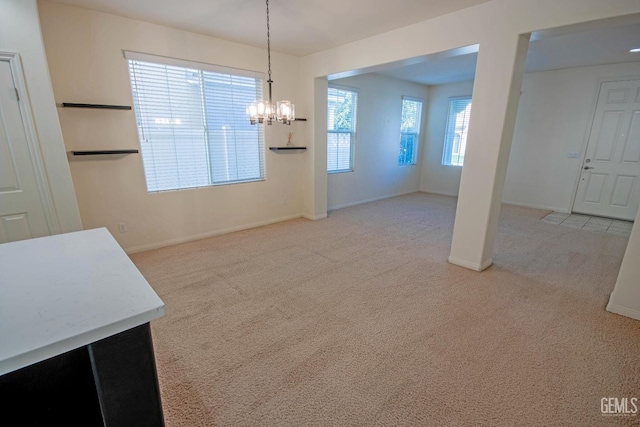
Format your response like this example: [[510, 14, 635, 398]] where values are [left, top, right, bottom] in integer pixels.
[[541, 212, 633, 236]]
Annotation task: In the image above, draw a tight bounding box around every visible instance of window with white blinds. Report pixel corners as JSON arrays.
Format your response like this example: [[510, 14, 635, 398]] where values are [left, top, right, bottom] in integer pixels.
[[125, 52, 265, 192], [327, 86, 358, 173], [398, 97, 423, 165], [442, 96, 472, 166]]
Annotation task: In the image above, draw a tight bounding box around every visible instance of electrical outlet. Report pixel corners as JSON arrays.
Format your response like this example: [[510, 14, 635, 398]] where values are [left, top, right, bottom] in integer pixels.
[[118, 223, 127, 233], [283, 198, 287, 205]]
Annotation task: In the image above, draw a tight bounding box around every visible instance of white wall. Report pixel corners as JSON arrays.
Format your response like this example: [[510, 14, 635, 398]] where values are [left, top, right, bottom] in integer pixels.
[[608, 206, 640, 320], [0, 0, 81, 233], [420, 80, 474, 197], [38, 1, 304, 252], [327, 73, 428, 210], [420, 61, 640, 212]]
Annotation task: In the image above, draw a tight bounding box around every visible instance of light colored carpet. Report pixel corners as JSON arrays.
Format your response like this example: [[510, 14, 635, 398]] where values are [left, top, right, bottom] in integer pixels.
[[131, 193, 640, 426]]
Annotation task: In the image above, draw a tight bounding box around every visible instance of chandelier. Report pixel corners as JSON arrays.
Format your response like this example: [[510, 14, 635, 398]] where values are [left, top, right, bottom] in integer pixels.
[[248, 0, 295, 125]]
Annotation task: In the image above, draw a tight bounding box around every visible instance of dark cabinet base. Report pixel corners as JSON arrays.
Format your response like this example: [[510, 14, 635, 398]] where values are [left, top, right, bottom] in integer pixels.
[[0, 323, 164, 427]]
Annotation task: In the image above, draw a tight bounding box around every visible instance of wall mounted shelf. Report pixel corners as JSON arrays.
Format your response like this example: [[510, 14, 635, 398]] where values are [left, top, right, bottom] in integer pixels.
[[269, 147, 307, 152], [71, 150, 139, 156], [294, 118, 307, 121], [62, 103, 132, 110]]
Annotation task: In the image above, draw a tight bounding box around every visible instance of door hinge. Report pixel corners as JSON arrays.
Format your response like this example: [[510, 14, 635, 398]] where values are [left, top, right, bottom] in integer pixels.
[[14, 88, 20, 101]]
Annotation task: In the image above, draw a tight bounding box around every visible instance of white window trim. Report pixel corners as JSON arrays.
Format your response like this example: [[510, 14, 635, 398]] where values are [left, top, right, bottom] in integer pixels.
[[327, 84, 358, 174], [126, 52, 266, 192], [402, 96, 423, 103], [123, 50, 264, 80], [328, 83, 360, 94], [442, 95, 472, 167], [398, 96, 423, 166], [328, 129, 356, 175]]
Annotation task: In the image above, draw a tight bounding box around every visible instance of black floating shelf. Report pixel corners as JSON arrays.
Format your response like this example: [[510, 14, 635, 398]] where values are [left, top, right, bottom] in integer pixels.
[[71, 150, 139, 156], [269, 147, 307, 152], [294, 118, 307, 121], [62, 103, 132, 110]]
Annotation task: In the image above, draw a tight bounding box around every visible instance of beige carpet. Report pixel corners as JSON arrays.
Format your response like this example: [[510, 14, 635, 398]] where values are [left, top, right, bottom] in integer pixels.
[[131, 193, 640, 426]]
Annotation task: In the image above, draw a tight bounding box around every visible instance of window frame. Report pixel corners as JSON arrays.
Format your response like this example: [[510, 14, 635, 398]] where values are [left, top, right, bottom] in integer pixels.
[[442, 96, 472, 167], [398, 96, 423, 166], [327, 84, 358, 174], [124, 50, 266, 193]]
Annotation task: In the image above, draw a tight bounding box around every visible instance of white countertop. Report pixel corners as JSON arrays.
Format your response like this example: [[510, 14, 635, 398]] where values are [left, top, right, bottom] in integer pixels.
[[0, 228, 165, 375]]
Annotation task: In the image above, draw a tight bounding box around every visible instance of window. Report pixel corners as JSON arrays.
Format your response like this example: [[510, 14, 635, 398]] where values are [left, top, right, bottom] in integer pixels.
[[442, 97, 472, 166], [327, 86, 358, 173], [398, 97, 423, 165], [125, 51, 265, 192]]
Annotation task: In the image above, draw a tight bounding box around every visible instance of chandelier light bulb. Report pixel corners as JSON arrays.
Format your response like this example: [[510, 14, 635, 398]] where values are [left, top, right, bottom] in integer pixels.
[[257, 101, 266, 115], [277, 100, 295, 124]]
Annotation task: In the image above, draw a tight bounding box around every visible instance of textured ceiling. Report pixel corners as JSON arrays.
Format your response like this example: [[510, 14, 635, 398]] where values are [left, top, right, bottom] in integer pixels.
[[43, 1, 640, 84], [45, 0, 491, 56]]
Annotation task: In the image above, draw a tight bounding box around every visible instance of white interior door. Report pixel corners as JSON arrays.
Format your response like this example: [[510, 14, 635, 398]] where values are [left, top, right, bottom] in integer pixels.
[[573, 79, 640, 221], [0, 59, 51, 243]]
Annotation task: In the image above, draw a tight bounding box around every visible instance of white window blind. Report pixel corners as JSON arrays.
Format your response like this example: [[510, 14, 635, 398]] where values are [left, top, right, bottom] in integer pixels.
[[398, 97, 423, 165], [327, 86, 358, 173], [126, 53, 265, 192], [442, 97, 472, 166]]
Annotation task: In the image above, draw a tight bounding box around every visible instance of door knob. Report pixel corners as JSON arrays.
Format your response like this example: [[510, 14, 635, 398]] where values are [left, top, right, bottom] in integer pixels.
[[584, 166, 594, 170]]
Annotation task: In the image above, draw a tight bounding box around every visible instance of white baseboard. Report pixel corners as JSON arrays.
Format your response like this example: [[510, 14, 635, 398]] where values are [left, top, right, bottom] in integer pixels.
[[303, 213, 328, 221], [606, 302, 640, 321], [421, 190, 459, 198], [448, 256, 493, 272], [328, 190, 418, 211], [501, 200, 570, 213], [125, 214, 303, 254], [420, 192, 570, 213]]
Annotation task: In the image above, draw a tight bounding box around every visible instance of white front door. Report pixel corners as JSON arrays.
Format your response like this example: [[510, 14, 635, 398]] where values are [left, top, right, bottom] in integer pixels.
[[573, 79, 640, 221], [0, 59, 52, 243]]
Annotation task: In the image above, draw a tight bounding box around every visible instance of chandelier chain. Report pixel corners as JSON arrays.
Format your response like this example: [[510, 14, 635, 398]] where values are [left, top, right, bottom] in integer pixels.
[[266, 0, 272, 83]]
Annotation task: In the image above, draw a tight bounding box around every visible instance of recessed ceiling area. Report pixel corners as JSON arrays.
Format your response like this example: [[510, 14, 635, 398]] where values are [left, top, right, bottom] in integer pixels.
[[375, 53, 478, 86], [375, 21, 640, 86], [44, 0, 491, 56]]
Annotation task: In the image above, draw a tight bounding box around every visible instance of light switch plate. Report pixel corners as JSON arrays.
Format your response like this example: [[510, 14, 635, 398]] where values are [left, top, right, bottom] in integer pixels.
[[568, 152, 580, 159]]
